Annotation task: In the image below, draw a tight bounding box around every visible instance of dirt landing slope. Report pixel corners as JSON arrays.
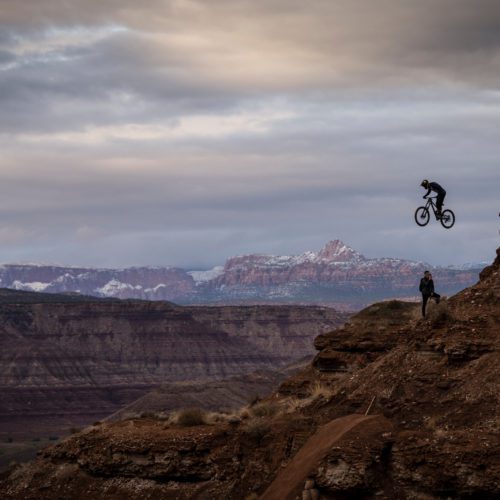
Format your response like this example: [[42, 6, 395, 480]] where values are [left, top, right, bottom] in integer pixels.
[[260, 414, 391, 500]]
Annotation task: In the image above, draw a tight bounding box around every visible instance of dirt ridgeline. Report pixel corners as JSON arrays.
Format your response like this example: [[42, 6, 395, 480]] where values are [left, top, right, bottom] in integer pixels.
[[0, 248, 498, 499]]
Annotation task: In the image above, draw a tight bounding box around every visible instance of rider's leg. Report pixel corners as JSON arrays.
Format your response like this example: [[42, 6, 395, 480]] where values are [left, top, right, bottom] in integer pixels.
[[436, 193, 445, 214], [432, 292, 441, 304], [422, 294, 429, 317]]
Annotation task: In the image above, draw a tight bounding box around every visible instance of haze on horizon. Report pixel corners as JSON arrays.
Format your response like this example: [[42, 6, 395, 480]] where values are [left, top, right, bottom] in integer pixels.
[[0, 0, 499, 269]]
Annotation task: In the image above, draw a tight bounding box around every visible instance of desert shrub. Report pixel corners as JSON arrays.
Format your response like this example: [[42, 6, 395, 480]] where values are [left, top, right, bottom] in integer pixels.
[[250, 401, 280, 418], [428, 301, 454, 327], [385, 300, 405, 310], [139, 411, 157, 419], [423, 415, 440, 430], [69, 427, 82, 434], [308, 382, 334, 401], [239, 408, 250, 420], [243, 419, 271, 443], [284, 397, 304, 413], [176, 408, 206, 427], [248, 394, 261, 407], [204, 411, 232, 424]]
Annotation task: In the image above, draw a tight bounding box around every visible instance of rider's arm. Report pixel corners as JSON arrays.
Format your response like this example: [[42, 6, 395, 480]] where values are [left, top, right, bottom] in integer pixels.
[[423, 187, 431, 198]]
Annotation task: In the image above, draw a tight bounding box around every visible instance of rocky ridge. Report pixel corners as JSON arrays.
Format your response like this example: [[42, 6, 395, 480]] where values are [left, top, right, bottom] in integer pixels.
[[2, 248, 497, 498], [0, 240, 480, 309]]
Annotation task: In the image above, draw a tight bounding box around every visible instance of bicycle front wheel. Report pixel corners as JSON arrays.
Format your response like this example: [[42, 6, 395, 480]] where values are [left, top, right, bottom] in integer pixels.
[[415, 206, 430, 226], [440, 209, 455, 229]]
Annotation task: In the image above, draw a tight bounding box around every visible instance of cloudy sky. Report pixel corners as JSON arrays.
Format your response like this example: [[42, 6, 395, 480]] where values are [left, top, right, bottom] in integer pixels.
[[0, 0, 499, 269]]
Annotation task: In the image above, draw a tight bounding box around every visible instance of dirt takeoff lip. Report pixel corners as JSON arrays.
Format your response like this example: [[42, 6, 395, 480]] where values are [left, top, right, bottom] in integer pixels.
[[260, 414, 392, 500]]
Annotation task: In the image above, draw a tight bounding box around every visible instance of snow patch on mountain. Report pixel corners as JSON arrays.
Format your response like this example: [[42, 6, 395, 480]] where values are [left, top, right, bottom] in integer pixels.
[[447, 262, 489, 271], [188, 266, 225, 283], [11, 281, 51, 292], [96, 279, 143, 296], [144, 284, 167, 293]]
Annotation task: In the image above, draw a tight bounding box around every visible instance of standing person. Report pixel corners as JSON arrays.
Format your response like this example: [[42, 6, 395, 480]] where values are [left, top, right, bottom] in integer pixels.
[[421, 180, 446, 217], [419, 271, 441, 317]]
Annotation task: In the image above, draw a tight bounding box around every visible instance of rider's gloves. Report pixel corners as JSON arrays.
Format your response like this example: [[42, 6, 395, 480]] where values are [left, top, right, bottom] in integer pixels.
[[423, 196, 427, 199]]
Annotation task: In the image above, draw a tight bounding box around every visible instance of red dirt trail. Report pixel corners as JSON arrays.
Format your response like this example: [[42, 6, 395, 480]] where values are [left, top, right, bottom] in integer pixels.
[[260, 414, 382, 500]]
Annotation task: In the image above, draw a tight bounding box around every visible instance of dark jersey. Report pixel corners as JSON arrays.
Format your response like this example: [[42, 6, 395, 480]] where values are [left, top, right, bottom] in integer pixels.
[[424, 182, 446, 197], [419, 277, 434, 296]]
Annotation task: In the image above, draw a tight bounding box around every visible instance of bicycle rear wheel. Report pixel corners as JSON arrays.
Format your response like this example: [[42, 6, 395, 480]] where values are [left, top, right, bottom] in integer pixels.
[[440, 209, 455, 229], [415, 206, 430, 226]]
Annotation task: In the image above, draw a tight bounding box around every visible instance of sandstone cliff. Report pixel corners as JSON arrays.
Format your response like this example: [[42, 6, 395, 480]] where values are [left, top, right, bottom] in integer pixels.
[[2, 248, 496, 498]]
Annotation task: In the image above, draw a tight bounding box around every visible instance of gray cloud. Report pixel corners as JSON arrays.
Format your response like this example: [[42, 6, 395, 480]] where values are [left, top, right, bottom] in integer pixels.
[[0, 1, 499, 268]]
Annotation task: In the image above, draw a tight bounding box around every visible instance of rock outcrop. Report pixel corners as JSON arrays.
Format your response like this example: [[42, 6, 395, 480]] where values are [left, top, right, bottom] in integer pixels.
[[0, 290, 345, 440], [0, 240, 481, 309], [1, 248, 497, 498]]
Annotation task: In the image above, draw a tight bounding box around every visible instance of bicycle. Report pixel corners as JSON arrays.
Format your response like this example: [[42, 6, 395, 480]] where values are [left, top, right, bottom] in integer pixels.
[[414, 197, 455, 229]]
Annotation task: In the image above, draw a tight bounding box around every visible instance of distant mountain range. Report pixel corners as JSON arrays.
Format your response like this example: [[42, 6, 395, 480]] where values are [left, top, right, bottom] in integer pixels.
[[0, 240, 483, 309]]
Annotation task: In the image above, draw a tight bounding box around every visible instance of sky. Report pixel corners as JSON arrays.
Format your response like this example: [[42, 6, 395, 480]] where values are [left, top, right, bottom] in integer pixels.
[[0, 0, 499, 269]]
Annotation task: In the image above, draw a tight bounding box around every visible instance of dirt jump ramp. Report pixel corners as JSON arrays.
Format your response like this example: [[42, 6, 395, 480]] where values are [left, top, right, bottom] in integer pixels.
[[260, 413, 390, 500]]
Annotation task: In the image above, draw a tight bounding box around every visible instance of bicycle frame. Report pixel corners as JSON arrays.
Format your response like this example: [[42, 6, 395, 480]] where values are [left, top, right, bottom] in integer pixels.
[[424, 197, 440, 219]]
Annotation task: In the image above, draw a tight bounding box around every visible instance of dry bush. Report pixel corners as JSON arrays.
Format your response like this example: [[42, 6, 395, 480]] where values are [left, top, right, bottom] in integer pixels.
[[378, 384, 397, 402], [204, 411, 240, 425], [176, 408, 206, 427], [139, 411, 157, 419], [281, 383, 334, 414], [69, 427, 82, 435], [239, 408, 250, 420], [427, 300, 454, 327], [423, 415, 445, 434], [243, 418, 271, 443], [308, 382, 334, 401], [248, 394, 261, 407], [284, 397, 305, 413], [385, 300, 406, 310], [250, 401, 280, 418]]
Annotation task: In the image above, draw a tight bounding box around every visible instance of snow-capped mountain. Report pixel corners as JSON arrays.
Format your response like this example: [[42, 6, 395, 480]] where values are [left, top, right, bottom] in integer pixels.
[[0, 240, 483, 309]]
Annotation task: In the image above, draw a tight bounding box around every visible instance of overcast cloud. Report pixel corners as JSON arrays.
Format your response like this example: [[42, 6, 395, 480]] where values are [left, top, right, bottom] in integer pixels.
[[0, 0, 499, 268]]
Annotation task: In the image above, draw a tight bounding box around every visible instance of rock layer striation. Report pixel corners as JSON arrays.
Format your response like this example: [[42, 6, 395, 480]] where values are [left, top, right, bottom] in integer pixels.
[[0, 290, 345, 439]]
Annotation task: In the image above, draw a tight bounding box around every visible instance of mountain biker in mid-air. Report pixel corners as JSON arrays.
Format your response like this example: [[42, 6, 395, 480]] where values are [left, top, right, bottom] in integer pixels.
[[421, 180, 446, 218]]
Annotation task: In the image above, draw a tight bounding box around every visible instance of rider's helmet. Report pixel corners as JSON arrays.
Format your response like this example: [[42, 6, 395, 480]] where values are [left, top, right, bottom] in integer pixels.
[[421, 179, 429, 188]]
